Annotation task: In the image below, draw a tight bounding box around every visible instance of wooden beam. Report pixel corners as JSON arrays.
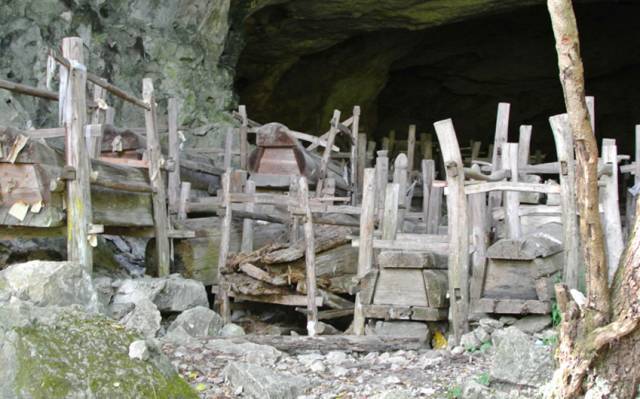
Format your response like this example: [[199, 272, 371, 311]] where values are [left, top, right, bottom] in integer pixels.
[[503, 143, 521, 239], [61, 37, 93, 272], [143, 78, 170, 277], [407, 124, 416, 174], [350, 106, 361, 204], [489, 103, 510, 212], [0, 78, 59, 101], [238, 105, 248, 170], [217, 172, 232, 322], [167, 98, 181, 214], [601, 138, 623, 282], [299, 177, 318, 336]]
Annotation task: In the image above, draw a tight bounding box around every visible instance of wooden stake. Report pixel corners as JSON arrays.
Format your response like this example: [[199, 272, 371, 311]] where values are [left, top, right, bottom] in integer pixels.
[[61, 37, 93, 272], [421, 159, 435, 232], [143, 78, 170, 277], [241, 180, 256, 253], [357, 132, 367, 201], [177, 182, 190, 221], [382, 183, 400, 240], [601, 139, 623, 282], [518, 125, 532, 169], [375, 150, 389, 221], [353, 168, 376, 335], [350, 106, 361, 204], [239, 105, 248, 170], [434, 118, 469, 343], [503, 143, 521, 239], [298, 177, 318, 336], [489, 103, 510, 213], [407, 124, 416, 174], [224, 127, 234, 172], [217, 172, 232, 322], [167, 98, 181, 214]]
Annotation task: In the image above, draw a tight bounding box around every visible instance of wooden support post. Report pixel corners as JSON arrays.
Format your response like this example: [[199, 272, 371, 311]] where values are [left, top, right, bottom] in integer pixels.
[[382, 183, 400, 240], [426, 185, 442, 235], [318, 110, 341, 196], [89, 84, 105, 157], [289, 179, 300, 243], [177, 182, 190, 221], [518, 125, 532, 169], [239, 105, 249, 170], [470, 141, 481, 163], [382, 137, 390, 152], [241, 180, 256, 253], [224, 127, 234, 171], [422, 133, 433, 160], [434, 118, 469, 344], [375, 150, 389, 220], [469, 192, 488, 301], [586, 96, 595, 132], [503, 143, 521, 239], [366, 140, 376, 167], [549, 114, 580, 289], [143, 78, 171, 277], [357, 132, 367, 201], [353, 168, 376, 336], [350, 106, 361, 204], [61, 37, 93, 272], [167, 98, 181, 214], [298, 177, 318, 336], [393, 154, 408, 230], [421, 159, 435, 231], [601, 139, 623, 282], [217, 172, 232, 322], [489, 103, 510, 213], [407, 124, 416, 175], [105, 106, 115, 125], [388, 130, 396, 155]]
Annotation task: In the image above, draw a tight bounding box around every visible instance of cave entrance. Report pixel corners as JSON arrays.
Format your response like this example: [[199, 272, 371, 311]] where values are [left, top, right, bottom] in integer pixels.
[[232, 2, 640, 154]]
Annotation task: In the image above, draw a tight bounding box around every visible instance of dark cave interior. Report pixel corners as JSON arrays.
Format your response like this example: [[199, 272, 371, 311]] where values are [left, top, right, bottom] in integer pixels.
[[232, 1, 640, 155]]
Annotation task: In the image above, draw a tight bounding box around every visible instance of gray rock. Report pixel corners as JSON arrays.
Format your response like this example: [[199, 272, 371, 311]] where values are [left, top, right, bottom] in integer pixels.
[[474, 326, 491, 344], [462, 380, 490, 399], [308, 360, 326, 373], [220, 323, 246, 337], [451, 346, 465, 356], [93, 276, 114, 312], [490, 326, 554, 387], [154, 274, 208, 312], [119, 297, 162, 338], [316, 320, 341, 335], [0, 261, 99, 312], [371, 390, 414, 399], [479, 318, 504, 333], [0, 300, 196, 399], [499, 316, 518, 326], [206, 339, 283, 365], [326, 350, 348, 364], [168, 306, 223, 338], [223, 362, 307, 399], [513, 315, 552, 334], [128, 340, 150, 361], [366, 320, 430, 339], [460, 330, 481, 350]]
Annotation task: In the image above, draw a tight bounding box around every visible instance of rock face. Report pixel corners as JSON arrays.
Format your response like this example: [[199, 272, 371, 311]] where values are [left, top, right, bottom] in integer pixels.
[[0, 260, 99, 312], [0, 300, 197, 399], [223, 362, 308, 399], [490, 327, 554, 388], [0, 0, 234, 146]]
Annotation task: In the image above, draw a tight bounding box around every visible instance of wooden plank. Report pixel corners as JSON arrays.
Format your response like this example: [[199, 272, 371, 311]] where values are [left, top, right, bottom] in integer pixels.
[[393, 154, 408, 229], [143, 78, 170, 277], [357, 132, 367, 202], [317, 110, 341, 196], [241, 180, 255, 253], [503, 143, 521, 239], [373, 269, 428, 307], [601, 138, 623, 282], [471, 298, 551, 314], [421, 160, 435, 233], [217, 172, 232, 322], [167, 98, 181, 214], [299, 177, 318, 336], [375, 150, 389, 221], [426, 186, 442, 234], [407, 124, 416, 174], [463, 181, 561, 195], [223, 127, 233, 172], [238, 105, 248, 170], [469, 192, 488, 301], [350, 106, 361, 203], [489, 103, 510, 212], [382, 183, 400, 240], [423, 269, 449, 308], [231, 292, 322, 307], [549, 114, 579, 289], [434, 118, 469, 343], [353, 168, 376, 336], [518, 125, 532, 169], [61, 37, 93, 272], [0, 78, 59, 102]]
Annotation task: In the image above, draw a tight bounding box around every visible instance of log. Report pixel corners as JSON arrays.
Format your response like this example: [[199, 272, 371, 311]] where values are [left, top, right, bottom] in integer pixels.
[[208, 335, 429, 354]]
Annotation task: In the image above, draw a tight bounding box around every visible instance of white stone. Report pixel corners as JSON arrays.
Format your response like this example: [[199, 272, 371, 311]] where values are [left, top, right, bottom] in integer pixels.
[[220, 323, 245, 337], [325, 350, 348, 364], [308, 360, 326, 373], [128, 340, 149, 361]]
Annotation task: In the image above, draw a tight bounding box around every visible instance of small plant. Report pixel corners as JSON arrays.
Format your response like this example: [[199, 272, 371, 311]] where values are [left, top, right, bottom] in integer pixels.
[[465, 344, 478, 353], [475, 372, 491, 386], [542, 335, 559, 347], [446, 385, 463, 398], [479, 341, 492, 353], [551, 300, 562, 327]]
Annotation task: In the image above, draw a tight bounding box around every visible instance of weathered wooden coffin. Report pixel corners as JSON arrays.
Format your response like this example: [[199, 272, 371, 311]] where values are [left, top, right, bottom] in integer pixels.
[[248, 123, 348, 190]]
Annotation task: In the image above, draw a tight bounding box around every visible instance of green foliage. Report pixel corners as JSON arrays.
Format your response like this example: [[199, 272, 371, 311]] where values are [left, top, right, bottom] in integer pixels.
[[551, 301, 562, 327], [447, 385, 463, 398], [479, 341, 492, 353], [475, 372, 491, 386], [542, 334, 558, 347]]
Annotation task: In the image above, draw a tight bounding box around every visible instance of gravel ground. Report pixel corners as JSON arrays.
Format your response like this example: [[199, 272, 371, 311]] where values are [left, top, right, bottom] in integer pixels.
[[161, 337, 539, 398]]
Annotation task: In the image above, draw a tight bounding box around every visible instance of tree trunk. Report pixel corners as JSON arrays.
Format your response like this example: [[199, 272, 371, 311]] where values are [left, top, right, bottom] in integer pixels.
[[546, 1, 640, 397]]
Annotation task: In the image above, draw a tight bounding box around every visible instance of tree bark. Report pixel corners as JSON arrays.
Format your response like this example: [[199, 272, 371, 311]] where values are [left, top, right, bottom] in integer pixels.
[[545, 1, 640, 397]]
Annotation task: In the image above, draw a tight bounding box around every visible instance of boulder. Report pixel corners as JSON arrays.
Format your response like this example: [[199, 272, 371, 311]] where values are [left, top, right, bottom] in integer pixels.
[[119, 297, 162, 338], [167, 306, 223, 338], [111, 275, 208, 313], [0, 261, 99, 312], [513, 315, 552, 334], [460, 330, 481, 350], [479, 318, 504, 333], [474, 326, 491, 344], [490, 326, 554, 387], [129, 340, 150, 361], [220, 323, 246, 337], [0, 299, 196, 399], [223, 362, 307, 399]]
